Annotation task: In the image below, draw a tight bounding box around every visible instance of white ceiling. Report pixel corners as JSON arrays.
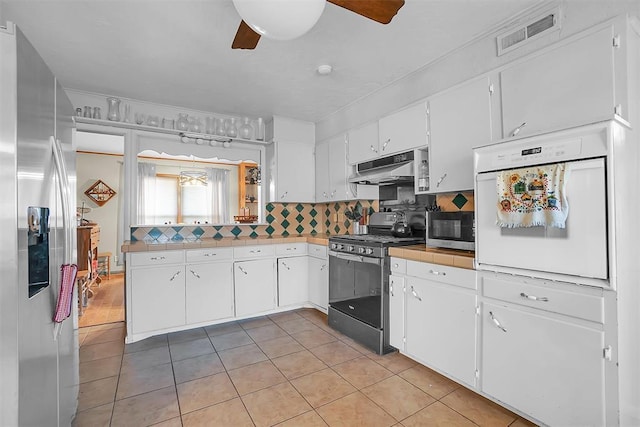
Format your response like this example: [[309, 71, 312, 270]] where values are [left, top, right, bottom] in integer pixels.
[[2, 0, 542, 123]]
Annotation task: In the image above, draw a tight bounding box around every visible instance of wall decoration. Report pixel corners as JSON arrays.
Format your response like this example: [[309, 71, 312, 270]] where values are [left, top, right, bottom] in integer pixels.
[[84, 179, 116, 206]]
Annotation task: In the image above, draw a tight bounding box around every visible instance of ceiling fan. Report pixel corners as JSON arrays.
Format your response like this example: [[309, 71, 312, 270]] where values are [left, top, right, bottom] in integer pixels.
[[231, 0, 405, 50]]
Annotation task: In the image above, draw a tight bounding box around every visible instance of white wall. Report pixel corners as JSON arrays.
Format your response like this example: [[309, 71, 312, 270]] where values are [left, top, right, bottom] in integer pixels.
[[316, 0, 640, 141], [76, 149, 123, 272]]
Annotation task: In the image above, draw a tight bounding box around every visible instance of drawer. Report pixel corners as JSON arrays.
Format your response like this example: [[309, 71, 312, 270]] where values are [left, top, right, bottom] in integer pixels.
[[406, 260, 476, 290], [390, 257, 406, 274], [234, 245, 275, 259], [129, 250, 184, 267], [308, 244, 327, 258], [186, 247, 233, 263], [481, 273, 604, 323], [275, 243, 307, 256]]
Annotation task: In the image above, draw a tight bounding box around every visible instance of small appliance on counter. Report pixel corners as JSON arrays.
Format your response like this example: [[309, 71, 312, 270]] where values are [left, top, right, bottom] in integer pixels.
[[425, 210, 475, 251]]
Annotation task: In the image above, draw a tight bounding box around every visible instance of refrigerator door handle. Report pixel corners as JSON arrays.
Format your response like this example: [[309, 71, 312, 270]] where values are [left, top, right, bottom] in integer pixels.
[[51, 136, 72, 264]]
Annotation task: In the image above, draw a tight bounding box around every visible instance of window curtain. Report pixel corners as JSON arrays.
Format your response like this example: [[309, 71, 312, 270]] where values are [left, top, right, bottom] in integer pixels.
[[206, 168, 229, 223], [137, 162, 156, 224]]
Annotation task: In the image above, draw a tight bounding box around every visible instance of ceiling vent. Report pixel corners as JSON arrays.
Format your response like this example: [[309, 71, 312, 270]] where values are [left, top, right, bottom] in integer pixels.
[[497, 9, 560, 56]]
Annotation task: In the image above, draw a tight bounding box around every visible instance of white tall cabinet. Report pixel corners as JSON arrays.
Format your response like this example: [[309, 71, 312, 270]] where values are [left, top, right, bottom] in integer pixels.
[[315, 133, 354, 202], [307, 244, 329, 311]]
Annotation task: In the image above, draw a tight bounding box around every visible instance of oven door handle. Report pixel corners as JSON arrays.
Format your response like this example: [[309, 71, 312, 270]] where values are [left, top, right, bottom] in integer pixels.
[[329, 251, 382, 265]]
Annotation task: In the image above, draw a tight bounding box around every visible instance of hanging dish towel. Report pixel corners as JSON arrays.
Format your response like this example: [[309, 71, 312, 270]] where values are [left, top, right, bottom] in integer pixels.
[[496, 163, 569, 228], [54, 264, 78, 323]]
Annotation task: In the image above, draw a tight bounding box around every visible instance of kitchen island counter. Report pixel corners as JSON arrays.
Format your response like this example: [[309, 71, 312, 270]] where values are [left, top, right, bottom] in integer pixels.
[[122, 234, 329, 253], [389, 245, 475, 269]]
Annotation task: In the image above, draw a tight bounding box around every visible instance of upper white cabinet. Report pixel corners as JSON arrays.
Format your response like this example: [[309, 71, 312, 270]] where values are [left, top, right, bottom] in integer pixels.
[[347, 121, 379, 165], [316, 134, 355, 202], [348, 104, 428, 166], [500, 24, 618, 139], [426, 75, 493, 193], [265, 116, 315, 203], [378, 102, 428, 156]]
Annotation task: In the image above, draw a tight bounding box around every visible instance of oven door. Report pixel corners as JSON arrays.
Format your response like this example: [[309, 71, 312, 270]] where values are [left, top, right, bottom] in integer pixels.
[[328, 251, 383, 328], [476, 157, 608, 284]]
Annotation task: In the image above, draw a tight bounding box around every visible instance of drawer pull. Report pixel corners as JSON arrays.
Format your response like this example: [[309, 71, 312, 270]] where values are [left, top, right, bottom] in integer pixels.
[[249, 249, 262, 254], [204, 253, 217, 257], [281, 261, 290, 270], [410, 286, 422, 301], [189, 269, 200, 279], [286, 247, 297, 251], [429, 269, 446, 276], [520, 292, 548, 302], [169, 270, 181, 282], [393, 263, 399, 268], [238, 266, 248, 275], [489, 311, 507, 332], [150, 256, 166, 261]]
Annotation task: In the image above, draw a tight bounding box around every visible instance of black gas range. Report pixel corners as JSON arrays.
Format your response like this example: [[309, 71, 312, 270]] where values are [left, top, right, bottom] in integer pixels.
[[327, 211, 424, 354]]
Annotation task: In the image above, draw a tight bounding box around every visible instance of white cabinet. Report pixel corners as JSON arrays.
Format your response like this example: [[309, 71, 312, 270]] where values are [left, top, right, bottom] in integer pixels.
[[378, 102, 428, 156], [500, 25, 617, 139], [308, 244, 328, 311], [266, 116, 315, 203], [130, 265, 186, 334], [185, 258, 234, 325], [234, 259, 276, 317], [348, 104, 428, 166], [426, 75, 492, 193], [316, 134, 354, 202], [347, 121, 379, 165], [278, 256, 309, 307], [388, 274, 405, 351], [405, 273, 477, 386], [480, 272, 607, 426]]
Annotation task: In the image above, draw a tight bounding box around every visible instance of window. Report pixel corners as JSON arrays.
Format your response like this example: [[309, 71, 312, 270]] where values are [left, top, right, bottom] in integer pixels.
[[155, 175, 211, 224]]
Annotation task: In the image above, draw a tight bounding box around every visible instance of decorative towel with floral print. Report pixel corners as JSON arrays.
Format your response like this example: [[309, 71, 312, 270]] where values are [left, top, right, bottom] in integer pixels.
[[496, 163, 569, 228]]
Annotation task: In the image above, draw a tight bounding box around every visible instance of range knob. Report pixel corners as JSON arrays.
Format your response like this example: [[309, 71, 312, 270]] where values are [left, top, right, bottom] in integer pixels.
[[365, 248, 374, 255], [358, 247, 366, 254], [330, 243, 337, 250], [347, 245, 355, 252], [337, 244, 344, 250]]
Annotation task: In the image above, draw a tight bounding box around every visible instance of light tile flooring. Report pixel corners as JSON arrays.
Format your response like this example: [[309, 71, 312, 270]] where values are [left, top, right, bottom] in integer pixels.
[[75, 309, 537, 427], [79, 273, 125, 328]]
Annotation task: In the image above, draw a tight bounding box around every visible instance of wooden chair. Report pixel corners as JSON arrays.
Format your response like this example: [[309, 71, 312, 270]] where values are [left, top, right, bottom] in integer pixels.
[[97, 252, 112, 280]]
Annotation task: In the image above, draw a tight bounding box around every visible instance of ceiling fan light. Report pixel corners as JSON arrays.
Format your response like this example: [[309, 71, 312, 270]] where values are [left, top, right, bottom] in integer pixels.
[[232, 0, 326, 41]]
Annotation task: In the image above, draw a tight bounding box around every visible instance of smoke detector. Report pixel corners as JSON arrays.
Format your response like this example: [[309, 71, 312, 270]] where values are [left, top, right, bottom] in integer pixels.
[[316, 64, 333, 75]]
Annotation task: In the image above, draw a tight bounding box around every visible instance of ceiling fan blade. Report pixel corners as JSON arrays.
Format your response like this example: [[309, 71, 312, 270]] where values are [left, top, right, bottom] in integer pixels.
[[232, 20, 261, 49], [327, 0, 405, 24]]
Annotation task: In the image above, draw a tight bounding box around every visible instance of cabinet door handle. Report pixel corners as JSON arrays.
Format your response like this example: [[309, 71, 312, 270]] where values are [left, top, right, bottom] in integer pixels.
[[169, 270, 182, 282], [520, 292, 548, 302], [280, 191, 288, 199], [436, 173, 447, 188], [320, 264, 326, 271], [489, 311, 507, 332], [281, 261, 290, 270], [510, 122, 527, 137], [330, 189, 336, 197], [390, 280, 394, 297], [322, 192, 328, 198], [189, 269, 200, 279], [410, 286, 422, 301], [238, 266, 248, 275], [381, 138, 390, 151], [370, 145, 378, 154], [429, 269, 446, 276], [150, 256, 166, 261]]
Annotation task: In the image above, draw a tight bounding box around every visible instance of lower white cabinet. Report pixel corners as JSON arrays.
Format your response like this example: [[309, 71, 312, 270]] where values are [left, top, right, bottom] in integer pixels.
[[480, 272, 607, 426], [185, 261, 234, 324], [405, 275, 477, 386], [278, 256, 309, 307], [234, 259, 276, 317], [130, 265, 186, 334], [308, 252, 328, 310], [388, 274, 405, 351]]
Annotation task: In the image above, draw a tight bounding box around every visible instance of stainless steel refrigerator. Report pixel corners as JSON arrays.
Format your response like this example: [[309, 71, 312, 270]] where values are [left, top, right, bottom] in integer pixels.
[[0, 23, 79, 426]]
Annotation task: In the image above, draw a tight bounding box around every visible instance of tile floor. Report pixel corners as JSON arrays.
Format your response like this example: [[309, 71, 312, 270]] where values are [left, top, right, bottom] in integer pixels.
[[79, 273, 125, 328], [75, 308, 537, 427]]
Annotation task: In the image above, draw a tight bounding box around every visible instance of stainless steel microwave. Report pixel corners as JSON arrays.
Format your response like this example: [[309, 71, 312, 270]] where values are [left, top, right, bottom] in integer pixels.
[[426, 211, 475, 251]]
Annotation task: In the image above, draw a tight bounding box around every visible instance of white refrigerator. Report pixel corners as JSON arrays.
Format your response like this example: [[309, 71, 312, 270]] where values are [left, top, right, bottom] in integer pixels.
[[0, 23, 79, 426]]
